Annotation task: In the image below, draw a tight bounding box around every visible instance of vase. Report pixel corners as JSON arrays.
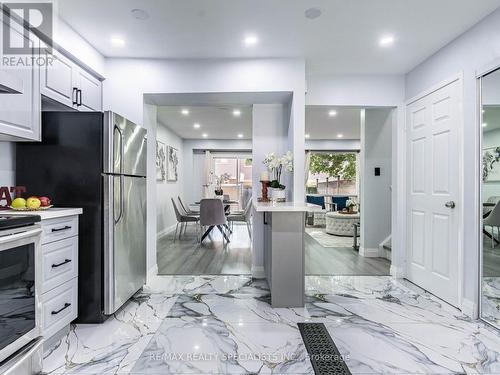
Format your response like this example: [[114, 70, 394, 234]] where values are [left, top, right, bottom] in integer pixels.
[[270, 188, 286, 202]]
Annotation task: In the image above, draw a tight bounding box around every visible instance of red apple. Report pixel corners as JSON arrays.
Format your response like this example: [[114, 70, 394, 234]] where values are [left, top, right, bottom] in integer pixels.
[[39, 196, 51, 207]]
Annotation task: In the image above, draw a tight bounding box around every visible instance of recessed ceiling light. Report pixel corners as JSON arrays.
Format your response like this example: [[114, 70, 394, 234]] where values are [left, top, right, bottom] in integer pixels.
[[337, 133, 344, 138], [237, 133, 244, 138], [193, 123, 200, 129], [181, 108, 189, 115], [130, 8, 150, 20], [379, 35, 395, 47], [233, 109, 241, 117], [328, 110, 337, 117], [305, 134, 310, 138], [483, 123, 488, 128], [305, 8, 322, 19], [202, 133, 208, 138], [244, 35, 258, 46], [110, 36, 125, 46]]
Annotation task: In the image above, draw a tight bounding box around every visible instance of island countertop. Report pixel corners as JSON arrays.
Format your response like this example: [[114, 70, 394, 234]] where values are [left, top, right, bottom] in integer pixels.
[[4, 207, 83, 220], [253, 201, 321, 212]]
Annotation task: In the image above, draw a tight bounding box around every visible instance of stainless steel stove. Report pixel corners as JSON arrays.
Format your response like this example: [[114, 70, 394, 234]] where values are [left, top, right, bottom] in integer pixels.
[[0, 214, 43, 374]]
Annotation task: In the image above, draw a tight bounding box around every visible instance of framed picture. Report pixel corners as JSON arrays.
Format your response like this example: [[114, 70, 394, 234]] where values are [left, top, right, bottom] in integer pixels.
[[483, 146, 500, 182], [156, 141, 166, 181], [167, 146, 179, 181]]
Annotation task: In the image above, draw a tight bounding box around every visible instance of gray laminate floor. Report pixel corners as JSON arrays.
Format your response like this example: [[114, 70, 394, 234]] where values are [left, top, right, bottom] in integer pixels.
[[157, 222, 391, 276], [305, 231, 391, 276], [157, 223, 252, 275]]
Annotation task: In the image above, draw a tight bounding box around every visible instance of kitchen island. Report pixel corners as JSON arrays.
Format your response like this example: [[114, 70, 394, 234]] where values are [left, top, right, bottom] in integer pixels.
[[253, 201, 320, 308]]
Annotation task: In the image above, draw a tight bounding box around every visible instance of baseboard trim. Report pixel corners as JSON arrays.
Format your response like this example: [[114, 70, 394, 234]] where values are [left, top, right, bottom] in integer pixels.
[[461, 298, 478, 319], [390, 265, 405, 278], [157, 224, 177, 239], [251, 266, 265, 279], [147, 264, 158, 282], [359, 247, 382, 257]]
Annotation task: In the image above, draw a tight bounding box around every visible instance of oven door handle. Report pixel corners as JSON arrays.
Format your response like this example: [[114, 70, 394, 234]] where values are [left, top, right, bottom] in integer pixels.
[[0, 228, 42, 244]]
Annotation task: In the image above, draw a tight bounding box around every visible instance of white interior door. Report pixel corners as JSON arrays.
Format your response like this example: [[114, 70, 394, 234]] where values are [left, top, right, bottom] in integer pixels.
[[406, 78, 462, 307]]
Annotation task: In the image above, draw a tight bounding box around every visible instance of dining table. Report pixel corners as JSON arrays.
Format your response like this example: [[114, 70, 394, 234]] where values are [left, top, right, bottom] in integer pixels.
[[483, 202, 499, 245], [193, 199, 240, 243]]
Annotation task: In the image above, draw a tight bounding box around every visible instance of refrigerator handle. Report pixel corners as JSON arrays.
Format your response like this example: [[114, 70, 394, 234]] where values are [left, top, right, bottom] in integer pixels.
[[114, 124, 124, 174], [114, 175, 124, 224], [113, 124, 125, 224]]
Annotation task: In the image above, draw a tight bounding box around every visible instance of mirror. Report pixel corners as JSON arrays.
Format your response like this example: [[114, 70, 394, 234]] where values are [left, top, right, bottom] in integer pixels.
[[480, 67, 500, 328]]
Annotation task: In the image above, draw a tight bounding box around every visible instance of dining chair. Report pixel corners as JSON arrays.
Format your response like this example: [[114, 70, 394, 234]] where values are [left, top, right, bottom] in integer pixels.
[[227, 198, 253, 239], [199, 198, 230, 245], [171, 198, 199, 241], [484, 201, 500, 248], [178, 196, 199, 215]]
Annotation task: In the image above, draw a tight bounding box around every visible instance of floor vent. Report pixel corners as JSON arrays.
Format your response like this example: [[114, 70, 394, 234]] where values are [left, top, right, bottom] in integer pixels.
[[298, 322, 352, 375]]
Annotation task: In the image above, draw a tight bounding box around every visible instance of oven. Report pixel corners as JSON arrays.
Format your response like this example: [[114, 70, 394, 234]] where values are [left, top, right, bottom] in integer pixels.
[[0, 217, 42, 372]]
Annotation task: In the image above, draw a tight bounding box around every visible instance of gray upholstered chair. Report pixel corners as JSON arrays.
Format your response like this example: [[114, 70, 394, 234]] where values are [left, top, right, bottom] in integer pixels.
[[200, 198, 230, 245], [484, 201, 500, 248], [227, 198, 253, 238], [171, 198, 199, 241], [178, 196, 199, 216]]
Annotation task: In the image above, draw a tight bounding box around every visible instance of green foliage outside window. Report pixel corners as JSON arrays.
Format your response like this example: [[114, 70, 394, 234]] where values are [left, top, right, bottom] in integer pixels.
[[309, 153, 356, 180]]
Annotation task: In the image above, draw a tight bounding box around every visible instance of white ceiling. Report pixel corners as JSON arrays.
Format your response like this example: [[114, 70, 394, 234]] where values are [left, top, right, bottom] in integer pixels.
[[306, 106, 361, 140], [57, 0, 500, 75], [157, 105, 252, 140]]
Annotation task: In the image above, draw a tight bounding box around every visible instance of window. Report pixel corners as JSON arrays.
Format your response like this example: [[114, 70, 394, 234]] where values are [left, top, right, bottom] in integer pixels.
[[306, 152, 358, 196], [213, 155, 252, 208]]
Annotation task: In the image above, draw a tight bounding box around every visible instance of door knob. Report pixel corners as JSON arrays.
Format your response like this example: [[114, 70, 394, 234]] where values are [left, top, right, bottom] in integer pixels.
[[445, 201, 456, 209]]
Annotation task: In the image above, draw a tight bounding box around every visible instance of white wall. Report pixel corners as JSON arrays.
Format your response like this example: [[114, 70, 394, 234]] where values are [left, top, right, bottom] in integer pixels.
[[182, 139, 252, 204], [482, 128, 500, 200], [360, 109, 393, 257], [405, 7, 500, 314], [53, 19, 106, 77], [104, 58, 305, 276], [252, 104, 289, 277], [156, 121, 184, 237], [306, 74, 405, 107], [0, 142, 15, 187], [306, 139, 360, 151]]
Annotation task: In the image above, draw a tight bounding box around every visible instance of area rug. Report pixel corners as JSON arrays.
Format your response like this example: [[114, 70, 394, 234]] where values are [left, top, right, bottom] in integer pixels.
[[306, 227, 354, 248]]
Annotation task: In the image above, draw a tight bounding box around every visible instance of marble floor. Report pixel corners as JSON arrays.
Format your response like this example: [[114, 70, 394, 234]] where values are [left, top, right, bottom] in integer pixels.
[[43, 275, 500, 374]]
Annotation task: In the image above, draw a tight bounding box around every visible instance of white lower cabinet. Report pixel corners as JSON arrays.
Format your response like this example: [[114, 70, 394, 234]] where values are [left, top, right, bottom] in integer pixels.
[[41, 277, 78, 339], [40, 214, 79, 340]]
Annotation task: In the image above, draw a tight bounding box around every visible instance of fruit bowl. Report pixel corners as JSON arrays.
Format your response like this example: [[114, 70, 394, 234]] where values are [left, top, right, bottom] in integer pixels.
[[10, 205, 53, 211]]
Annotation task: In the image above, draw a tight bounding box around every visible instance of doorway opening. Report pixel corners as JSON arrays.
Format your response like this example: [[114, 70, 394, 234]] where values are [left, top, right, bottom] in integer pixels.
[[149, 95, 254, 275], [304, 105, 393, 276]]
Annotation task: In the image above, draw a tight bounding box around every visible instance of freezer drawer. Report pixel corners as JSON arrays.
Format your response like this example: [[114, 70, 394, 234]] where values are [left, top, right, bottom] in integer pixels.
[[103, 175, 146, 315], [103, 111, 147, 177]]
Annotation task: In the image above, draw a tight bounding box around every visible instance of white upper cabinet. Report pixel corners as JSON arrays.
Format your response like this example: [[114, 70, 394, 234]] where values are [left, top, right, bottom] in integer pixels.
[[76, 68, 102, 111], [41, 49, 78, 108], [41, 49, 102, 112], [0, 17, 41, 141]]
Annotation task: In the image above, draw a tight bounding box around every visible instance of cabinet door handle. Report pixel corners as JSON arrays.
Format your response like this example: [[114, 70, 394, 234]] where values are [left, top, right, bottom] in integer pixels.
[[77, 89, 82, 107], [52, 258, 71, 268], [72, 87, 78, 105], [51, 303, 71, 315], [51, 225, 71, 232]]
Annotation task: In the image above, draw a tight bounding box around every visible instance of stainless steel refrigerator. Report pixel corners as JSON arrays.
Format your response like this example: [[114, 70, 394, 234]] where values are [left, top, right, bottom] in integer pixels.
[[16, 111, 147, 323]]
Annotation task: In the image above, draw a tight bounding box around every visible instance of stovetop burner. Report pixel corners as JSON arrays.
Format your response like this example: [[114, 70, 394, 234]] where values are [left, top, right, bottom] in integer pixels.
[[0, 215, 41, 230]]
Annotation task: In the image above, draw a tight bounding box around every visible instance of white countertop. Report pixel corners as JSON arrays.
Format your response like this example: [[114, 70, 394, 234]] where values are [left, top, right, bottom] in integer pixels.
[[253, 201, 322, 212], [5, 207, 83, 220]]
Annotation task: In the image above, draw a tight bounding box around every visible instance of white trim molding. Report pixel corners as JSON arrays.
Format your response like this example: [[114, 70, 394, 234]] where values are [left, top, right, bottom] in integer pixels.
[[390, 265, 405, 278], [147, 264, 158, 283], [359, 247, 382, 258], [251, 266, 265, 279], [461, 298, 478, 319]]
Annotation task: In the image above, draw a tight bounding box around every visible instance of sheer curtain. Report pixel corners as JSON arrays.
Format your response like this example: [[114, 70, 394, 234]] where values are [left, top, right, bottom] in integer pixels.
[[202, 150, 213, 198], [304, 151, 311, 188]]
